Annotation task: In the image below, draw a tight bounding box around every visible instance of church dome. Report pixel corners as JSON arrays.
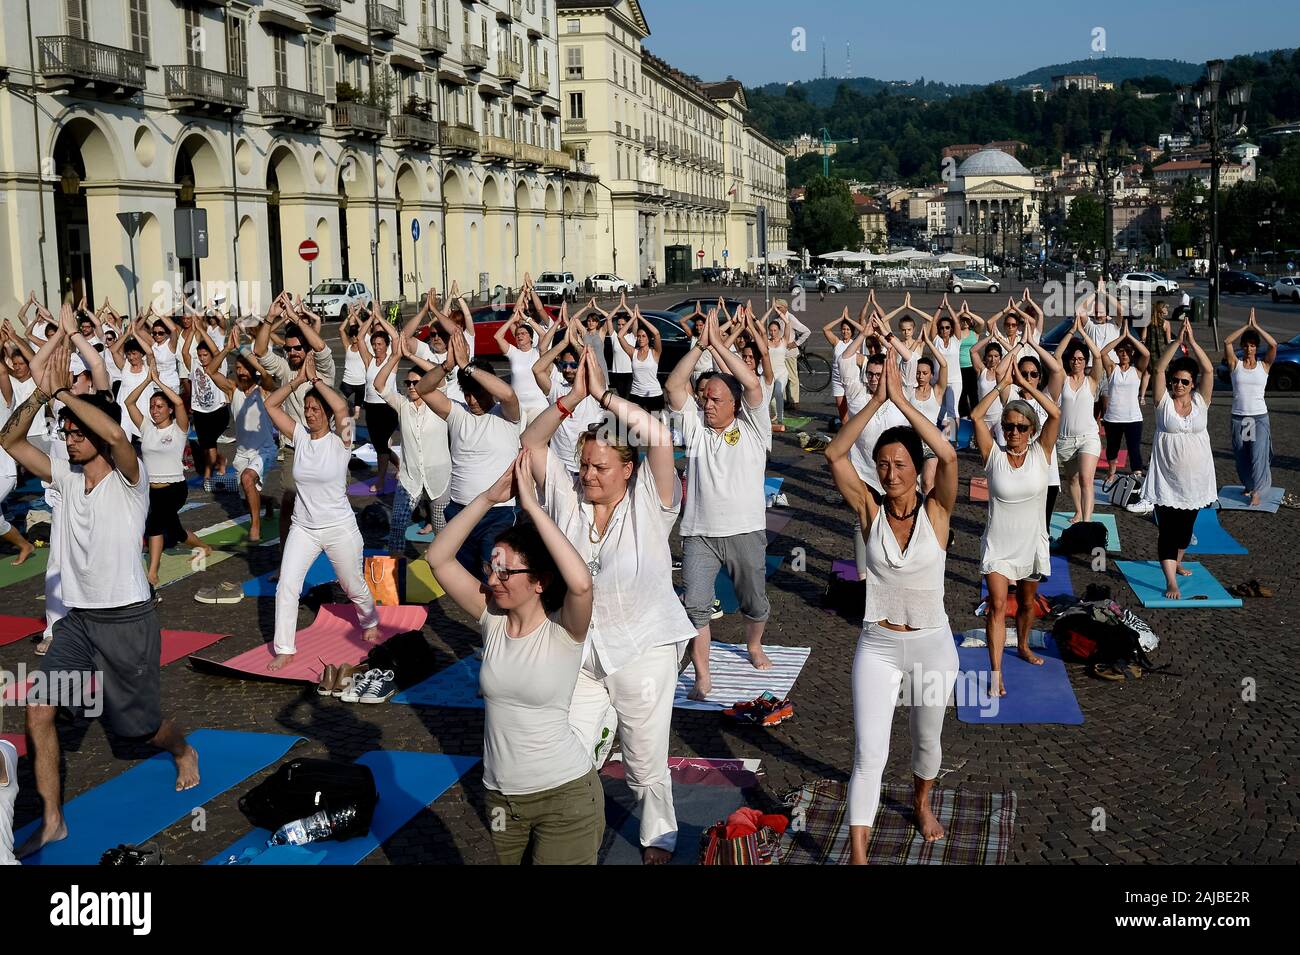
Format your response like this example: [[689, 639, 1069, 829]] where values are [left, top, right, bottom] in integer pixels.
[[956, 149, 1030, 177]]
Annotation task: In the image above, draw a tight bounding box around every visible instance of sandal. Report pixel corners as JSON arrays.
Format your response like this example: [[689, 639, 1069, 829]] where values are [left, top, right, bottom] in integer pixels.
[[1248, 579, 1274, 598], [1282, 491, 1300, 510]]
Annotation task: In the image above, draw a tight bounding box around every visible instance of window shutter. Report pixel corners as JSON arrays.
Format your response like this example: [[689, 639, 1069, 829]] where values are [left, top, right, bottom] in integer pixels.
[[324, 40, 336, 103]]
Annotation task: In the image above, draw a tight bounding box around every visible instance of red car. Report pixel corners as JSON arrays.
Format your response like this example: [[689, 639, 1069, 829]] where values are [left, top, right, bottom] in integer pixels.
[[415, 303, 561, 358]]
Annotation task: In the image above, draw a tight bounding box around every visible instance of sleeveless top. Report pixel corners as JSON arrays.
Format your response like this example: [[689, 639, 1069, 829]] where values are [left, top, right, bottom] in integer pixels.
[[861, 497, 948, 629], [1231, 362, 1268, 416], [343, 345, 366, 387], [1059, 376, 1099, 437], [909, 386, 942, 426], [630, 348, 662, 397]]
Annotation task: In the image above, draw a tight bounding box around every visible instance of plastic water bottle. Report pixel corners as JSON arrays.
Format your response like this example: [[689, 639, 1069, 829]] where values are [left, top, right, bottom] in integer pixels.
[[268, 810, 332, 847]]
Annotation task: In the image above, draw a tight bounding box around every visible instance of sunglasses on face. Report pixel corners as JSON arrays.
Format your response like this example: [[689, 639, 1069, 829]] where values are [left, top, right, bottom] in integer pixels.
[[1003, 422, 1033, 434], [1020, 369, 1040, 378], [285, 344, 306, 352], [405, 379, 421, 387], [558, 361, 579, 369], [1171, 378, 1193, 386], [152, 331, 167, 338]]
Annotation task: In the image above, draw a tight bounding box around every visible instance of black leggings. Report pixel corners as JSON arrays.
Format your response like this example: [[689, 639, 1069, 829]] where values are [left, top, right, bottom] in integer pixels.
[[364, 401, 399, 455], [630, 392, 664, 414], [1045, 484, 1060, 524], [959, 366, 978, 416], [1103, 420, 1145, 471], [1156, 505, 1198, 562], [192, 406, 230, 452], [609, 372, 633, 399], [145, 481, 190, 549]]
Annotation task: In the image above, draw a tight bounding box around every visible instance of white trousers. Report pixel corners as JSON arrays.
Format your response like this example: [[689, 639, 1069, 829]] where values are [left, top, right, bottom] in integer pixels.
[[848, 621, 958, 827], [274, 521, 378, 655], [568, 642, 683, 852], [0, 475, 13, 536]]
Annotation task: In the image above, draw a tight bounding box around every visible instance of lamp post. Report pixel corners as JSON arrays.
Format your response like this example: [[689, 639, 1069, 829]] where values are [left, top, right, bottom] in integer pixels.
[[1085, 130, 1123, 281]]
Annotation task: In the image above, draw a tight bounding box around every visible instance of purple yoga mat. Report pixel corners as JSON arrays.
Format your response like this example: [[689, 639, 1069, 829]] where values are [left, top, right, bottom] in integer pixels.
[[347, 474, 398, 497]]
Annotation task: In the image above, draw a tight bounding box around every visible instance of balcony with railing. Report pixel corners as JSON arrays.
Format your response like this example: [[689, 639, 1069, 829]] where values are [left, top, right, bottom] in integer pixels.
[[258, 85, 326, 128], [527, 69, 549, 93], [303, 0, 343, 14], [332, 101, 387, 139], [563, 117, 587, 133], [543, 149, 570, 172], [368, 2, 400, 36], [574, 160, 594, 176], [643, 135, 657, 153], [418, 25, 451, 55], [462, 44, 488, 70], [391, 114, 440, 148], [499, 57, 523, 83], [480, 134, 514, 163], [38, 35, 146, 98], [439, 122, 480, 154], [164, 65, 248, 114], [516, 143, 546, 167]]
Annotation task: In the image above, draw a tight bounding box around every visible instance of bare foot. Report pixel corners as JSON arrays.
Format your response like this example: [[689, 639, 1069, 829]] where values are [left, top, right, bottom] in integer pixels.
[[268, 653, 295, 672], [248, 528, 261, 544], [687, 678, 711, 701], [361, 625, 381, 643], [1164, 585, 1182, 600], [1016, 647, 1044, 666], [369, 483, 381, 494], [991, 669, 1007, 697], [1176, 564, 1193, 577], [11, 543, 34, 566], [17, 817, 68, 859], [747, 645, 773, 670], [174, 745, 200, 792], [419, 524, 434, 535], [914, 799, 945, 842], [1068, 513, 1082, 524], [199, 543, 213, 559], [643, 846, 672, 865]]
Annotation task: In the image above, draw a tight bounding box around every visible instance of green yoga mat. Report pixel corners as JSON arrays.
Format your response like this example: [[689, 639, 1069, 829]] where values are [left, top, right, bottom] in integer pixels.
[[198, 514, 282, 548], [152, 548, 235, 588], [782, 415, 813, 429], [0, 548, 50, 589]]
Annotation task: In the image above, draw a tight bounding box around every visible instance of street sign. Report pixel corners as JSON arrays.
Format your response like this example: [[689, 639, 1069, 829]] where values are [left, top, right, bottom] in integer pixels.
[[696, 249, 704, 260], [117, 212, 142, 238], [298, 240, 320, 262], [722, 249, 729, 259], [174, 208, 209, 259], [411, 219, 420, 241]]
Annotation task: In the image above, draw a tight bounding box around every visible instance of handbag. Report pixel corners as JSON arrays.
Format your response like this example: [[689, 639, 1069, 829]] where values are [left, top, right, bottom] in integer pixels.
[[364, 555, 403, 606], [699, 824, 780, 865]]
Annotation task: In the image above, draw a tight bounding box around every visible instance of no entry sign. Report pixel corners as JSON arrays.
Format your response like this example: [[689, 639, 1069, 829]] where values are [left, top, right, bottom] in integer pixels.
[[298, 240, 320, 262]]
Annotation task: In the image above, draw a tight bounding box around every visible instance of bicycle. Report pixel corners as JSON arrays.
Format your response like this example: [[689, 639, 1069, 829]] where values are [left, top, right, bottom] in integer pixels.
[[796, 351, 831, 394]]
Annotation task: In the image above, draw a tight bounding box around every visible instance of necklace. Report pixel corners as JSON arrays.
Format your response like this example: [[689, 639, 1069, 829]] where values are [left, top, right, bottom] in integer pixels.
[[584, 506, 616, 577], [1005, 445, 1029, 458], [884, 494, 922, 552]]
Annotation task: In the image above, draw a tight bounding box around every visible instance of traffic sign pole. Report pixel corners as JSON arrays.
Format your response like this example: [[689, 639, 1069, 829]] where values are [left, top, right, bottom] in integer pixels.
[[298, 240, 320, 299], [411, 219, 421, 306]]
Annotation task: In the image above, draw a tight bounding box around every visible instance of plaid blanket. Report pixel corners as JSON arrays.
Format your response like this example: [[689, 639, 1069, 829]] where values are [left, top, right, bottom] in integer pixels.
[[777, 779, 1017, 865]]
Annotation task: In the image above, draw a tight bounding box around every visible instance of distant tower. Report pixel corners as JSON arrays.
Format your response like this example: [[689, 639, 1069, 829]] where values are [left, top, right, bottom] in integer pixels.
[[845, 42, 851, 78], [821, 38, 827, 80]]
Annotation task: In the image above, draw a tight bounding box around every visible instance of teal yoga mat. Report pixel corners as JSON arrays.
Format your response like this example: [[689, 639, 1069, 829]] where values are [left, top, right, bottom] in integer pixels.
[[405, 523, 436, 543], [208, 751, 479, 865], [1184, 508, 1247, 556], [14, 730, 304, 865], [1050, 513, 1121, 552], [1116, 560, 1242, 608]]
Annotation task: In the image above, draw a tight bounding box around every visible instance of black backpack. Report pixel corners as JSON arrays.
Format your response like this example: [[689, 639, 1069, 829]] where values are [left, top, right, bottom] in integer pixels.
[[1055, 521, 1108, 554], [363, 630, 440, 689], [239, 758, 378, 839]]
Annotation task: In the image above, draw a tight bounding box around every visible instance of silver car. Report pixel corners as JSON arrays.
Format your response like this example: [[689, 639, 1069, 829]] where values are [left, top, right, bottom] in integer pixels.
[[947, 269, 999, 293], [790, 272, 846, 293]]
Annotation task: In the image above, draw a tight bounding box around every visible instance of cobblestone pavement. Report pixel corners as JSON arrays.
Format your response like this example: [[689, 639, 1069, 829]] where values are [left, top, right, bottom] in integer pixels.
[[2, 285, 1297, 864]]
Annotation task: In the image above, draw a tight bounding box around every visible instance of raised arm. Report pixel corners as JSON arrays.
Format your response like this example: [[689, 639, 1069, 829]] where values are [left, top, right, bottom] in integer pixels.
[[374, 334, 405, 410], [1011, 362, 1061, 451], [641, 309, 663, 361], [707, 310, 763, 407], [970, 359, 1011, 463], [1181, 319, 1215, 405], [666, 312, 710, 412], [263, 359, 309, 441], [825, 364, 888, 525], [494, 312, 520, 355]]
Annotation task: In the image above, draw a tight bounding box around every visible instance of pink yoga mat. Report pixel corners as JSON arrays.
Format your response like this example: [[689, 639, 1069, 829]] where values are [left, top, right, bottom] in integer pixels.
[[970, 477, 989, 502], [0, 733, 26, 758], [0, 616, 43, 648], [602, 756, 761, 788], [188, 604, 427, 685], [1097, 448, 1129, 469]]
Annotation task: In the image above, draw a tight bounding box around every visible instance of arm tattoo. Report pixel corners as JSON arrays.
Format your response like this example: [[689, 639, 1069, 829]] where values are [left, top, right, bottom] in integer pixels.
[[0, 390, 45, 447]]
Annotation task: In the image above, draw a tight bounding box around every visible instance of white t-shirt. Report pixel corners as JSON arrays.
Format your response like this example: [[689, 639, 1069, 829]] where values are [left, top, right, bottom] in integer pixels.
[[0, 739, 17, 866], [506, 346, 547, 412], [1085, 321, 1120, 363], [477, 608, 590, 796], [676, 393, 770, 537], [189, 360, 227, 414], [53, 457, 151, 609], [544, 448, 694, 675], [445, 403, 520, 506], [290, 423, 355, 530], [231, 387, 277, 456], [546, 381, 603, 474], [140, 420, 186, 484]]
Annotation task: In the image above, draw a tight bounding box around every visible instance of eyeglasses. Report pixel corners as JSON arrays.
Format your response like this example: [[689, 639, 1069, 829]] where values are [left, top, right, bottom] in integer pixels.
[[1003, 422, 1033, 434], [864, 371, 883, 380], [59, 427, 88, 442], [1020, 369, 1040, 378], [482, 563, 532, 581], [151, 331, 167, 338]]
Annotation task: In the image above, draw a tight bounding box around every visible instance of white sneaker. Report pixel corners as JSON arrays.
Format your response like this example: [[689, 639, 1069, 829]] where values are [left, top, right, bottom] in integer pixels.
[[340, 668, 381, 703], [358, 669, 398, 704], [710, 599, 724, 620]]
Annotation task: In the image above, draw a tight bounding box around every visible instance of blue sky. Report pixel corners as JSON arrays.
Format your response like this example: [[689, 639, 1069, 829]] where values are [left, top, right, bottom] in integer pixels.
[[637, 0, 1299, 86]]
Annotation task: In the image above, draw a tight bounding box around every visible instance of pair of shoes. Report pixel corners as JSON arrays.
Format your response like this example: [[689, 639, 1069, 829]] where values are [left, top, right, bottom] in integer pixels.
[[340, 668, 398, 704], [194, 581, 244, 604], [1230, 579, 1274, 598], [1090, 661, 1144, 681], [100, 842, 163, 865], [723, 691, 794, 726]]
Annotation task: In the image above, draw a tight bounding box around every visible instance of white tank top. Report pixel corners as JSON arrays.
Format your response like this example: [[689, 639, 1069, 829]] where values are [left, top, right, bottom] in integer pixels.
[[609, 332, 636, 374], [364, 360, 398, 405], [936, 334, 962, 373], [768, 343, 789, 379], [861, 498, 948, 630], [909, 386, 942, 425], [1102, 366, 1141, 423], [630, 349, 661, 396], [141, 420, 186, 484], [507, 346, 548, 410], [152, 341, 180, 389], [831, 340, 851, 395], [1231, 362, 1268, 416], [343, 345, 366, 386], [1059, 376, 1099, 437], [977, 369, 1002, 421]]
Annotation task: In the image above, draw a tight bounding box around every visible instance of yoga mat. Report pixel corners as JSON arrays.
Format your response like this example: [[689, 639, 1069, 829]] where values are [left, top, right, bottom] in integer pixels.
[[405, 560, 445, 603], [1217, 485, 1284, 513], [1116, 560, 1242, 609], [980, 555, 1074, 601], [969, 477, 988, 502], [199, 513, 282, 548], [187, 473, 239, 491], [674, 643, 811, 712], [1183, 508, 1247, 556], [714, 554, 782, 614], [242, 551, 337, 597], [599, 773, 748, 865], [160, 630, 227, 666], [953, 418, 974, 448], [763, 475, 784, 498], [0, 548, 49, 589], [955, 639, 1084, 725], [1097, 448, 1129, 469], [766, 511, 793, 535], [347, 474, 398, 497], [208, 751, 479, 866], [188, 603, 427, 684], [0, 733, 26, 758], [352, 443, 378, 466], [602, 754, 763, 788], [152, 547, 235, 589], [404, 523, 435, 543], [832, 558, 859, 583], [391, 655, 482, 709], [779, 779, 1016, 865], [12, 477, 44, 496], [0, 615, 44, 648], [782, 415, 813, 430], [1049, 512, 1121, 552], [14, 729, 304, 865]]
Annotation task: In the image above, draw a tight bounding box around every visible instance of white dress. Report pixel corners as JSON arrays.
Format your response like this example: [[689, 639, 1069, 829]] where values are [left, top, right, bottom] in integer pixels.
[[980, 442, 1051, 580], [1144, 393, 1216, 509]]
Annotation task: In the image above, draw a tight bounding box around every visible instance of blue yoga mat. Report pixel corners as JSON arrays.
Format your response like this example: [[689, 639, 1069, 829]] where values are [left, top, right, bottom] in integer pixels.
[[242, 552, 337, 597], [715, 554, 782, 614], [391, 655, 484, 709], [981, 555, 1074, 601], [208, 751, 479, 865], [955, 639, 1084, 725], [1049, 512, 1121, 552], [1116, 560, 1242, 609], [15, 730, 303, 865], [952, 418, 974, 449], [600, 775, 746, 865], [405, 523, 436, 543], [1183, 508, 1247, 555], [1217, 485, 1283, 513], [763, 475, 784, 497]]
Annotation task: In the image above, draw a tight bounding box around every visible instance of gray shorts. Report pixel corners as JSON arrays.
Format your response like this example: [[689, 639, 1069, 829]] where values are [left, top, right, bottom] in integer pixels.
[[682, 531, 771, 627], [280, 445, 296, 493], [33, 600, 162, 739]]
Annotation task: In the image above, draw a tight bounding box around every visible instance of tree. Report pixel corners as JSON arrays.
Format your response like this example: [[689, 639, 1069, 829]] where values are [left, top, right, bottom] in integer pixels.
[[1065, 193, 1105, 259], [1169, 179, 1209, 253], [790, 175, 864, 254]]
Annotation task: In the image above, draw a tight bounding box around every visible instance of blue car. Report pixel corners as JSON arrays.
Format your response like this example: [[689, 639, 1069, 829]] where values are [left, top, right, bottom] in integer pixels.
[[1217, 333, 1300, 391]]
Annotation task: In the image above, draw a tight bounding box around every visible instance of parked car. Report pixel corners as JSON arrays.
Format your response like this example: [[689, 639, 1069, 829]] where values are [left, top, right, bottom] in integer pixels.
[[414, 303, 561, 359], [1119, 271, 1179, 295], [789, 272, 846, 294], [305, 279, 373, 319], [662, 298, 747, 321], [586, 273, 635, 294], [1219, 270, 1271, 295], [1216, 333, 1300, 391], [947, 269, 999, 293], [1271, 276, 1300, 303], [533, 271, 578, 302], [638, 310, 694, 381]]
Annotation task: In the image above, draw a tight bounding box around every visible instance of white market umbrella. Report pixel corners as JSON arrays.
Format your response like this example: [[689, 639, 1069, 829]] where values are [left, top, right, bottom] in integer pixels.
[[938, 252, 978, 264], [818, 250, 858, 262]]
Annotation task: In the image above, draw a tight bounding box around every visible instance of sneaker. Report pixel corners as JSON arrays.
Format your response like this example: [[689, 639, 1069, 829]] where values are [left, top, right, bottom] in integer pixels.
[[759, 697, 795, 727], [100, 841, 163, 866], [710, 599, 724, 620], [332, 663, 363, 698], [723, 691, 781, 719], [357, 669, 398, 704], [203, 478, 213, 492], [194, 581, 244, 605], [339, 668, 381, 703]]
